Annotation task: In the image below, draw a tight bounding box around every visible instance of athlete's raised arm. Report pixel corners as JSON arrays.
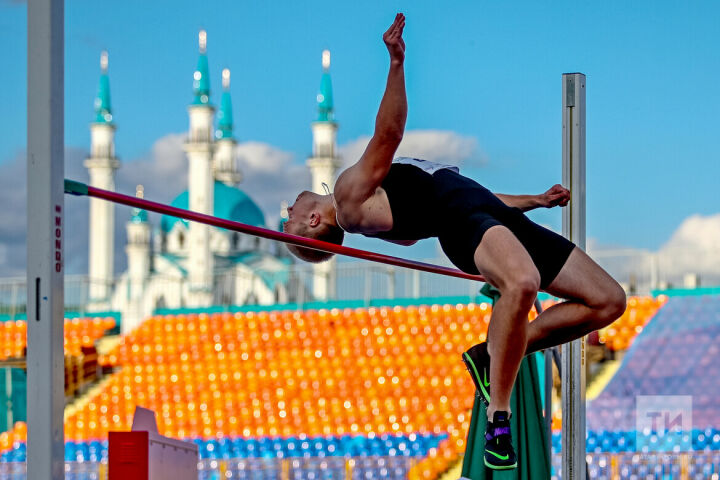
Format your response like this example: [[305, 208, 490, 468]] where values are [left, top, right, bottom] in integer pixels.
[[495, 184, 570, 212], [336, 13, 407, 202]]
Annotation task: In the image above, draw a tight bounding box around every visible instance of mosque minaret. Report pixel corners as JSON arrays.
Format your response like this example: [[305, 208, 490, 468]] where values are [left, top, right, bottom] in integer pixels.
[[307, 50, 341, 300], [125, 186, 151, 323], [213, 68, 242, 186], [184, 30, 216, 306], [85, 51, 120, 309]]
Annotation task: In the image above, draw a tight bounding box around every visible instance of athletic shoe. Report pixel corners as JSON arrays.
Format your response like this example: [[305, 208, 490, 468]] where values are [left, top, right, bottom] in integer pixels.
[[462, 342, 491, 406], [484, 411, 517, 470]]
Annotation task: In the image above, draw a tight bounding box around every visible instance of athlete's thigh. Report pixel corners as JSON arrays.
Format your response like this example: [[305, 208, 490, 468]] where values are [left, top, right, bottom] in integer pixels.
[[543, 247, 622, 305], [473, 225, 540, 290]]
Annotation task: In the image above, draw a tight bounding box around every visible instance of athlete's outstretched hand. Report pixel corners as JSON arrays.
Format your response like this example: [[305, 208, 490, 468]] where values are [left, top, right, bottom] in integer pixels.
[[540, 184, 571, 208], [383, 13, 406, 63]]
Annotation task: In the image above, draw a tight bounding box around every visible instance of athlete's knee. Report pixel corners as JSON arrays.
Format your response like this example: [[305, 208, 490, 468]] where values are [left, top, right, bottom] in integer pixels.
[[604, 283, 627, 322], [592, 281, 627, 328], [502, 269, 541, 303]]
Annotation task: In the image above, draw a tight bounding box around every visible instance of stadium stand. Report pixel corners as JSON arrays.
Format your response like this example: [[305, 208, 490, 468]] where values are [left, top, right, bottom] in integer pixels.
[[8, 303, 493, 478], [4, 295, 718, 479], [548, 294, 720, 478], [587, 294, 720, 432]]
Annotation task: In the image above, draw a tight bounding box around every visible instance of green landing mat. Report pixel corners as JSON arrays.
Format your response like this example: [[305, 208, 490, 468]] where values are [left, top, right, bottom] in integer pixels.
[[460, 352, 551, 480]]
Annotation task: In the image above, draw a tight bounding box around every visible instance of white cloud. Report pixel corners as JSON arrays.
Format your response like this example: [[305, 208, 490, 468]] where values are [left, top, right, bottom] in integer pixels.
[[338, 129, 484, 169], [589, 214, 720, 291], [236, 141, 296, 175], [116, 133, 187, 204], [657, 213, 720, 284], [0, 147, 91, 276]]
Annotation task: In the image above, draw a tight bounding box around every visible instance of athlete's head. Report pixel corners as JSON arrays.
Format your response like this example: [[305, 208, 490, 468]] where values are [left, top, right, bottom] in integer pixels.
[[283, 190, 344, 263]]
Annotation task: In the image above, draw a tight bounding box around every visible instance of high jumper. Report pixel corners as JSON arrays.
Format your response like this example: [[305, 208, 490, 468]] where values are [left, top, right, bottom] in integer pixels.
[[283, 13, 626, 470]]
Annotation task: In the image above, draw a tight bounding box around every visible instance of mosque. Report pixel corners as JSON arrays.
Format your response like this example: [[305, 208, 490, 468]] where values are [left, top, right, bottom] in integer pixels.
[[84, 32, 340, 332]]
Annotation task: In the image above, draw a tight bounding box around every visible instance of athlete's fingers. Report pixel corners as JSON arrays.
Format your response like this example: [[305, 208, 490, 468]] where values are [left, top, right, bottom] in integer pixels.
[[385, 16, 400, 36]]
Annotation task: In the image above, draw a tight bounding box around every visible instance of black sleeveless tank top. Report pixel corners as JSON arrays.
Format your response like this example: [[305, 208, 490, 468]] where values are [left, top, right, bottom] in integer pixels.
[[363, 163, 442, 241]]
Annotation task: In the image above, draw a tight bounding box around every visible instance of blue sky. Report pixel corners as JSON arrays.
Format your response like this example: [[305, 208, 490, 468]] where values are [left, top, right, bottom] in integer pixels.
[[2, 0, 719, 261]]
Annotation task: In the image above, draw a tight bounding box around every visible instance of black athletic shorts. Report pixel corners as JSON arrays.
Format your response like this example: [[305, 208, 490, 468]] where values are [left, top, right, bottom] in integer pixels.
[[433, 168, 575, 289]]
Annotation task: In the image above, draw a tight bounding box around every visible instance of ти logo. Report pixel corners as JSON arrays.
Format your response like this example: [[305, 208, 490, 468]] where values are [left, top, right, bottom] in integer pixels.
[[636, 395, 693, 453]]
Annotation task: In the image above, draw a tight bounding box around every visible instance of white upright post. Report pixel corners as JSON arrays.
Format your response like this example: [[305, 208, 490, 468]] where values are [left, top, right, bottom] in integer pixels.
[[27, 0, 65, 478], [561, 73, 586, 480]]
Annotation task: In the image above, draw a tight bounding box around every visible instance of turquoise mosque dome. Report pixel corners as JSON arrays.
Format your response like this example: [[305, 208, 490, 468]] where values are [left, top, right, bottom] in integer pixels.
[[161, 181, 265, 233]]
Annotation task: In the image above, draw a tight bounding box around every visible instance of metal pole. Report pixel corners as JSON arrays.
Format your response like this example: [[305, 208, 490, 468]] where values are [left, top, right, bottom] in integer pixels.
[[27, 0, 65, 478], [561, 73, 586, 480]]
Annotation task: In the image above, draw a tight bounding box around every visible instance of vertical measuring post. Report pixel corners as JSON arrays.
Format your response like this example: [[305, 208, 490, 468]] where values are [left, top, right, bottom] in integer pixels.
[[561, 73, 586, 480], [27, 0, 65, 478]]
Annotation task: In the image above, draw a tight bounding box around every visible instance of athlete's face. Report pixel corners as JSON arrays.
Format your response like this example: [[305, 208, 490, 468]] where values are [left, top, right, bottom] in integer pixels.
[[285, 191, 321, 232]]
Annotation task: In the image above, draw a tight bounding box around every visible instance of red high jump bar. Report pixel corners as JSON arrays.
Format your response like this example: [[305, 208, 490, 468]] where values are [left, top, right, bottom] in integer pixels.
[[65, 179, 486, 283]]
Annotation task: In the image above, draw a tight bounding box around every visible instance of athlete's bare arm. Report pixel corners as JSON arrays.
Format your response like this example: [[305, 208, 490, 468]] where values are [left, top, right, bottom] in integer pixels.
[[495, 184, 570, 212], [335, 13, 407, 217]]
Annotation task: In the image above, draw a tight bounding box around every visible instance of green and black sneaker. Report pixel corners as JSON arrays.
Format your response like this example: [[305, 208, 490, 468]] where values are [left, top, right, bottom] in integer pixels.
[[484, 411, 517, 470], [462, 342, 491, 406]]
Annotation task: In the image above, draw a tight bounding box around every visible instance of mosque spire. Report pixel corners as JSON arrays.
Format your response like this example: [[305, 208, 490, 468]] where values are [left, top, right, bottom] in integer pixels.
[[192, 29, 211, 105], [216, 68, 234, 139], [317, 49, 334, 122], [94, 50, 113, 123], [130, 185, 148, 223]]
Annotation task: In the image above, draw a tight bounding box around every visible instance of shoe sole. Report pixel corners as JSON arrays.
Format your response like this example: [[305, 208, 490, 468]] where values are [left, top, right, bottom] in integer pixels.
[[462, 352, 490, 406], [483, 457, 518, 470]]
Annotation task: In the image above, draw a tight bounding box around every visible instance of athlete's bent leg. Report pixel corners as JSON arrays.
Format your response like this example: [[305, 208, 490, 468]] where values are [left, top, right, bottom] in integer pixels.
[[472, 225, 539, 418], [525, 247, 626, 354]]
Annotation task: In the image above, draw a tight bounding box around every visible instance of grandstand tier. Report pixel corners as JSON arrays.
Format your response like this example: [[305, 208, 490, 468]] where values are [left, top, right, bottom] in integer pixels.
[[588, 295, 720, 431], [3, 294, 718, 479]]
